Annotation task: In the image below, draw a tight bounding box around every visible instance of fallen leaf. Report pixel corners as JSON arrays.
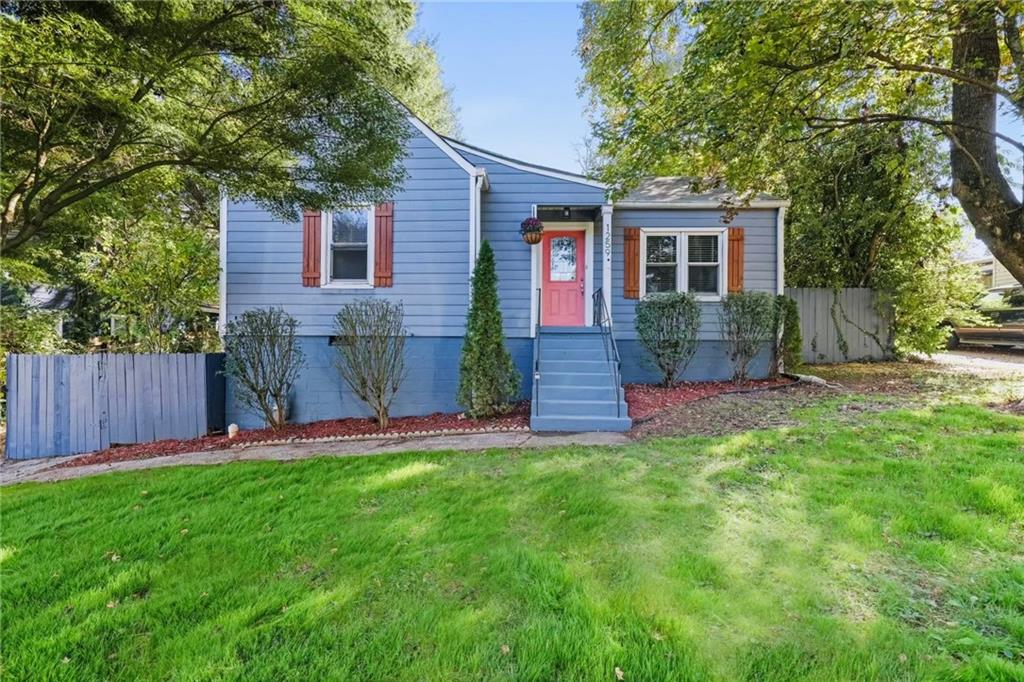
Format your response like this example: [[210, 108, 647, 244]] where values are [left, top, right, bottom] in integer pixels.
[[500, 644, 510, 655], [615, 666, 625, 680], [899, 654, 908, 663], [106, 600, 118, 609], [61, 657, 71, 664], [180, 528, 189, 535], [110, 554, 121, 562]]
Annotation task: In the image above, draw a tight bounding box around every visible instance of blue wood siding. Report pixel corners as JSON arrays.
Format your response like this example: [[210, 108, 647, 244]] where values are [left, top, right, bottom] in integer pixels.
[[618, 340, 772, 383], [458, 150, 607, 338], [611, 208, 780, 341], [226, 336, 533, 428], [225, 127, 472, 337]]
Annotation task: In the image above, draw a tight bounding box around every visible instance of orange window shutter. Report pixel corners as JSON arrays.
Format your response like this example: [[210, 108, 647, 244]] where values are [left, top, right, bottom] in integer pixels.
[[624, 227, 640, 299], [374, 202, 394, 287], [728, 227, 745, 292], [301, 209, 321, 287]]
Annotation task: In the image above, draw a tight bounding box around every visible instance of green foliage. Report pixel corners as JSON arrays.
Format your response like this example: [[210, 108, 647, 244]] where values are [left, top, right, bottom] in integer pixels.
[[1002, 288, 1024, 307], [457, 241, 521, 418], [719, 292, 777, 383], [80, 217, 219, 353], [333, 299, 408, 429], [635, 291, 701, 386], [1, 0, 459, 257], [0, 305, 67, 389], [579, 0, 1024, 289], [777, 295, 802, 372], [782, 126, 985, 355], [223, 308, 304, 430]]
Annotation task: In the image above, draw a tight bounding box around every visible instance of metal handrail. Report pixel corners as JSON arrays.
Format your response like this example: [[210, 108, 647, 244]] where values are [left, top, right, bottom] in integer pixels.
[[592, 288, 622, 418], [532, 287, 542, 417]]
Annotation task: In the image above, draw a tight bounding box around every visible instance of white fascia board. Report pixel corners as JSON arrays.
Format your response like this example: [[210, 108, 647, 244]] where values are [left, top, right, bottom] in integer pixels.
[[776, 206, 787, 294], [405, 115, 476, 175], [446, 139, 607, 190], [614, 200, 792, 209]]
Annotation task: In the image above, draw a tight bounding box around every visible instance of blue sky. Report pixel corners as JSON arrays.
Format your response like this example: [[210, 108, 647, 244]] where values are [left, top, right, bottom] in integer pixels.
[[417, 2, 591, 172]]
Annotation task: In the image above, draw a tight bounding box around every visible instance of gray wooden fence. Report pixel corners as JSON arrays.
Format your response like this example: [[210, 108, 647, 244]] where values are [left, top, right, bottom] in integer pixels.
[[4, 353, 225, 460], [784, 288, 894, 364]]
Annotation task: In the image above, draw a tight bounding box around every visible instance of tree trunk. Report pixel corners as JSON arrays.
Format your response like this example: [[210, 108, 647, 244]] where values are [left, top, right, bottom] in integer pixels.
[[949, 3, 1024, 283]]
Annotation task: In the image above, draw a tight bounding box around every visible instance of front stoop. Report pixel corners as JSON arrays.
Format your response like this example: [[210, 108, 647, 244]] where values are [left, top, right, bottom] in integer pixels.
[[530, 327, 632, 432]]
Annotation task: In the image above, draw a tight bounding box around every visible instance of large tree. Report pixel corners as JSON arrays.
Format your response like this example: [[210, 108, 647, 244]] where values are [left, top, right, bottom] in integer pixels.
[[1, 0, 458, 257], [579, 0, 1024, 281]]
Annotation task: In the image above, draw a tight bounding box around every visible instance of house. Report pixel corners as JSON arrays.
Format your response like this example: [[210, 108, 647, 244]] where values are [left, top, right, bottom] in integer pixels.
[[965, 255, 1021, 295], [221, 114, 787, 432]]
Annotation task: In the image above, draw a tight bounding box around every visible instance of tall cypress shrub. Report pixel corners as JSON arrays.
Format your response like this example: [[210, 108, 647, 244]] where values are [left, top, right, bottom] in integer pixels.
[[457, 240, 521, 417]]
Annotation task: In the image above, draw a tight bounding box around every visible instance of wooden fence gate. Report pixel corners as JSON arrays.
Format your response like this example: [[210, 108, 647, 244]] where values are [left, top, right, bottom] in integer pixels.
[[4, 353, 225, 460]]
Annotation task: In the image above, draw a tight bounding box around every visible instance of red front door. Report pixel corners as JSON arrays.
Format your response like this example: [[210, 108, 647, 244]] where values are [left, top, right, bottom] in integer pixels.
[[542, 230, 585, 326]]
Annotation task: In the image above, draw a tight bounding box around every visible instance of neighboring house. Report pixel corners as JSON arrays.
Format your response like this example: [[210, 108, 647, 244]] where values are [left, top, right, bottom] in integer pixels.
[[965, 255, 1021, 294], [221, 114, 787, 432]]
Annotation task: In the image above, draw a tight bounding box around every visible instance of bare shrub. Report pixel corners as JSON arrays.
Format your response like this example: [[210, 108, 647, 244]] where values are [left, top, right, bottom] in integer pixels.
[[223, 308, 304, 429], [333, 299, 407, 429]]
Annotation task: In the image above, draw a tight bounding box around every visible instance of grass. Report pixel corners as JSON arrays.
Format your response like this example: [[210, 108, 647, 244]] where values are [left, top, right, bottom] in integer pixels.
[[2, 402, 1023, 680]]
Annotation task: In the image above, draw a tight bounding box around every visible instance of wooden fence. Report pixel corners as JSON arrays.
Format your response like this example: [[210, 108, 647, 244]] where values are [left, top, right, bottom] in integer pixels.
[[784, 288, 894, 364], [4, 353, 225, 460]]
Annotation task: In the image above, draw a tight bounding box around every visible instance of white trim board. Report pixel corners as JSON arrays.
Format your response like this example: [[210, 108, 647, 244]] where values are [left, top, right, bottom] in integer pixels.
[[615, 200, 791, 210], [446, 139, 608, 190], [319, 207, 375, 290], [405, 115, 477, 176], [530, 221, 595, 334], [638, 228, 728, 301]]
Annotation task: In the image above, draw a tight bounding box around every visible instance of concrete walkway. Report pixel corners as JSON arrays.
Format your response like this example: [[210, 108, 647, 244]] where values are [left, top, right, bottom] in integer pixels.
[[1, 430, 631, 486]]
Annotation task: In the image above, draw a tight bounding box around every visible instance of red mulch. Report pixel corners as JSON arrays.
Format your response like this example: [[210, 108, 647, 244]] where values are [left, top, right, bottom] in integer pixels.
[[625, 378, 796, 421], [56, 402, 531, 469]]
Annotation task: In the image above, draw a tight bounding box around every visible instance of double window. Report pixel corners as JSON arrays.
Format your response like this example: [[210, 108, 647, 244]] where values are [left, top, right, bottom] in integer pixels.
[[641, 230, 726, 299], [322, 207, 374, 288]]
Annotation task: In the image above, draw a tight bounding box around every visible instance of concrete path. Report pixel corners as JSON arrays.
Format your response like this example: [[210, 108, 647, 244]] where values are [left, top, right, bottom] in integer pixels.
[[1, 430, 631, 486]]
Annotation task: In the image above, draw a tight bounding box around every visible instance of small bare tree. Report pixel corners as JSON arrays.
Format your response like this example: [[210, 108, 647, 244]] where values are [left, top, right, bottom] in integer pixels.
[[223, 308, 305, 429], [333, 299, 407, 429], [719, 292, 777, 384]]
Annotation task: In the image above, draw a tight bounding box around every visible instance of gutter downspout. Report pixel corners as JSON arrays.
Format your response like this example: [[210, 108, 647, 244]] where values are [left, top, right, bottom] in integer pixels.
[[218, 191, 228, 340]]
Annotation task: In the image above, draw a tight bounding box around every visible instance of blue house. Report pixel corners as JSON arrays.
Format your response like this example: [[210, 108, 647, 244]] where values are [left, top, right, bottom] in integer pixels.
[[221, 114, 788, 432]]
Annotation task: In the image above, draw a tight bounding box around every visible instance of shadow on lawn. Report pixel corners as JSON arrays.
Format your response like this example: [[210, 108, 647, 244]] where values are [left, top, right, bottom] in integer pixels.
[[1, 405, 1022, 680]]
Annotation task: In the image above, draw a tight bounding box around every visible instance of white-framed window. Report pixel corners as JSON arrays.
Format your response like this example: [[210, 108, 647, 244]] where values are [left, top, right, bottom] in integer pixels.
[[639, 229, 727, 300], [321, 207, 375, 288]]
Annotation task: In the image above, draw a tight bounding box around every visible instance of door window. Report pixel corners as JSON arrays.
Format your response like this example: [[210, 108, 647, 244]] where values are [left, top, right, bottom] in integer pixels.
[[549, 236, 577, 281]]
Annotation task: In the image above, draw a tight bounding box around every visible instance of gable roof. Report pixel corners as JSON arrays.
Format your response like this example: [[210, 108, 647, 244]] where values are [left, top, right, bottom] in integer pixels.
[[441, 137, 608, 190], [405, 115, 480, 176], [617, 177, 789, 208]]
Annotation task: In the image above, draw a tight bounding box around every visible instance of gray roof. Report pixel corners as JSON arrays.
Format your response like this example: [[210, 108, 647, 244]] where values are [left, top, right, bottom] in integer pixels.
[[620, 177, 785, 206]]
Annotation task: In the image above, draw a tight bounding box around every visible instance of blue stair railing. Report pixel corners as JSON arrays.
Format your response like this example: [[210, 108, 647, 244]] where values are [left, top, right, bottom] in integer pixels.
[[592, 288, 623, 418]]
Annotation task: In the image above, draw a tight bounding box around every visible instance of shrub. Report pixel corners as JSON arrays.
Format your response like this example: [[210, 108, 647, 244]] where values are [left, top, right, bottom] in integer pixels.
[[0, 305, 68, 393], [223, 308, 304, 429], [457, 241, 521, 417], [719, 292, 776, 383], [333, 299, 407, 429], [776, 295, 802, 373], [634, 291, 701, 386]]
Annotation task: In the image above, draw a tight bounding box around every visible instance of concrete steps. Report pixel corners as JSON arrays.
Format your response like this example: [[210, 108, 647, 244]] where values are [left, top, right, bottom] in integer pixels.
[[530, 327, 631, 433]]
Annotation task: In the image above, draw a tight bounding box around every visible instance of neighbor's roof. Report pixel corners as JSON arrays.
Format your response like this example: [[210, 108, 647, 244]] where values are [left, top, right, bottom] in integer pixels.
[[618, 177, 788, 208]]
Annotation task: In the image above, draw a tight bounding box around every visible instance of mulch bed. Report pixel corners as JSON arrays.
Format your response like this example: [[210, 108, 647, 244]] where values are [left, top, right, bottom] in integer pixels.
[[56, 402, 531, 469], [625, 378, 797, 421]]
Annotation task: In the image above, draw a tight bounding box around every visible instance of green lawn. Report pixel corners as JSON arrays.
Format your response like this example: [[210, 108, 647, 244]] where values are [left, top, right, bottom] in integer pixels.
[[2, 403, 1023, 681]]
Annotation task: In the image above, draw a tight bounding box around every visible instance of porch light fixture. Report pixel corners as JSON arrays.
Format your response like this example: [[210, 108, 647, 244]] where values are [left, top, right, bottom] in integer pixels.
[[561, 206, 571, 218]]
